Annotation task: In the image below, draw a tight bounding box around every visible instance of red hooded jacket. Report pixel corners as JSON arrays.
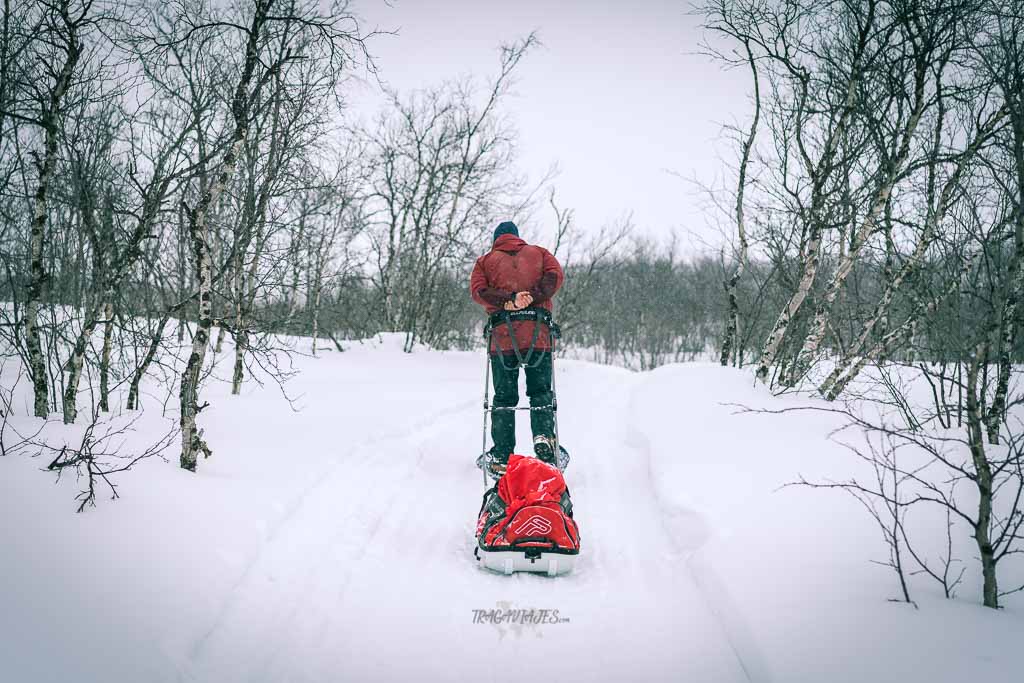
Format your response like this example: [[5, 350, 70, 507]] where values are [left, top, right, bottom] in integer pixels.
[[470, 234, 564, 354]]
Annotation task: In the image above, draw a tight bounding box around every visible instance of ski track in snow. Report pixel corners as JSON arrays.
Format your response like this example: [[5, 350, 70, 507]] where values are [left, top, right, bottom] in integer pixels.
[[181, 363, 753, 682], [624, 412, 772, 683], [185, 397, 480, 676]]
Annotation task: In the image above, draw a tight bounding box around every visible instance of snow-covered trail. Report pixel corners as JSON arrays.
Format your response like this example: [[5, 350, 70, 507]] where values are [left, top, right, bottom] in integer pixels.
[[5, 340, 1024, 682], [183, 358, 749, 683]]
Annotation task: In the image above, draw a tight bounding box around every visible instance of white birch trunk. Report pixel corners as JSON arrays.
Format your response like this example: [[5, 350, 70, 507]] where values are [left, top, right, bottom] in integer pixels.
[[819, 107, 1007, 398], [825, 248, 981, 400], [794, 85, 930, 378], [25, 4, 83, 419], [180, 133, 247, 470], [230, 249, 245, 395], [817, 226, 934, 398], [25, 201, 49, 418], [754, 64, 863, 384], [98, 301, 113, 412], [985, 108, 1024, 443], [180, 0, 270, 470], [311, 284, 321, 357], [755, 228, 822, 383], [721, 40, 759, 368], [61, 307, 99, 424]]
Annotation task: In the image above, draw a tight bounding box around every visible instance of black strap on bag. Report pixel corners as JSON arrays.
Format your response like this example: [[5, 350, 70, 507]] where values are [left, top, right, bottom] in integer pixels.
[[484, 307, 561, 370]]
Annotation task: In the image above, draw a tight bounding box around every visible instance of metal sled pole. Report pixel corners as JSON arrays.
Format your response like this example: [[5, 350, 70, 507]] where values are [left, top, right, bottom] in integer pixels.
[[550, 319, 560, 460], [479, 308, 564, 485], [481, 327, 492, 489], [489, 405, 555, 411]]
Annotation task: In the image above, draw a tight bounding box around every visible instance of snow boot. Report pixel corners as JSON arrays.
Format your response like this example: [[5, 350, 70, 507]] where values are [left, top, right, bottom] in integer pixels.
[[533, 435, 555, 465], [533, 435, 570, 470]]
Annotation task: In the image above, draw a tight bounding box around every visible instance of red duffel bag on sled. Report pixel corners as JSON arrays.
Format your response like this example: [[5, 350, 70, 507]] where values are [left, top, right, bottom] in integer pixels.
[[475, 454, 580, 576]]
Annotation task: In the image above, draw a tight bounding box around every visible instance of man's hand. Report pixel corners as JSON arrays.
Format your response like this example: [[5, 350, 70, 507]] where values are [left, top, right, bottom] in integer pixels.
[[503, 292, 533, 311], [514, 291, 533, 309]]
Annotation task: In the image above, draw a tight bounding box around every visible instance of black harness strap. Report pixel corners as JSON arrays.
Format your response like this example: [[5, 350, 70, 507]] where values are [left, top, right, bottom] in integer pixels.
[[484, 308, 561, 370], [503, 311, 543, 368]]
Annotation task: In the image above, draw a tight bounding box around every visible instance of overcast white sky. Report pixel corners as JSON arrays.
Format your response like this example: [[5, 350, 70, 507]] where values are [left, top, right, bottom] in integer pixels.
[[348, 0, 750, 252]]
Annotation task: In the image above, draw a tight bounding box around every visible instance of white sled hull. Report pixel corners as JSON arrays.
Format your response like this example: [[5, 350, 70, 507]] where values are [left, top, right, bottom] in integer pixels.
[[475, 547, 577, 576]]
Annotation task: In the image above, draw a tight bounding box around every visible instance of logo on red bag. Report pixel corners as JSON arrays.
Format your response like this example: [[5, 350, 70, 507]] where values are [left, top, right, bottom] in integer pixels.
[[513, 514, 552, 537]]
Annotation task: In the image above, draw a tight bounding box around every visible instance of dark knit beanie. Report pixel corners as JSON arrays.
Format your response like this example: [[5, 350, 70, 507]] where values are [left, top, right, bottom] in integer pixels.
[[493, 221, 519, 242]]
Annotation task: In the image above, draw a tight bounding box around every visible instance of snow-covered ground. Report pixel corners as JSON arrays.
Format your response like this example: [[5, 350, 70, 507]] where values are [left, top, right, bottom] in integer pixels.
[[1, 334, 1022, 682]]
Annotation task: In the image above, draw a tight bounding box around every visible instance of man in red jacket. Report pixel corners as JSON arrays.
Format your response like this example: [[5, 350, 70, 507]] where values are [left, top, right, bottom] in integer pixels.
[[470, 221, 564, 476]]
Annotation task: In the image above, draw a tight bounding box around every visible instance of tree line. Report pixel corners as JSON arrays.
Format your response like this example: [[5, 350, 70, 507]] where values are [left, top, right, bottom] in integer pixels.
[[0, 1, 544, 468], [701, 0, 1024, 610]]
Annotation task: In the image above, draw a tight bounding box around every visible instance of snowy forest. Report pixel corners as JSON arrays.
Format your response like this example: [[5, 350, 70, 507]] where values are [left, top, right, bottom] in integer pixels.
[[2, 0, 1024, 681]]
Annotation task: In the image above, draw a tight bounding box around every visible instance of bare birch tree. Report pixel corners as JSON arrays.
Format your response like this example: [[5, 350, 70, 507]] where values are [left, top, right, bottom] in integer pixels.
[[15, 0, 92, 417], [702, 0, 761, 368], [976, 2, 1024, 443], [144, 0, 370, 470], [365, 35, 536, 351]]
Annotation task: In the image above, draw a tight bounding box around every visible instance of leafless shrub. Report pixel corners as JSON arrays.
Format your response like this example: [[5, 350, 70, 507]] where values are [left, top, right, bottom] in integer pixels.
[[42, 415, 176, 512]]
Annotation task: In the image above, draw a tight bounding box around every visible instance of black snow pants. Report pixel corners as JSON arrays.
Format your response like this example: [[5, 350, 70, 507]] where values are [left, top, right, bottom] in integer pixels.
[[490, 351, 554, 458]]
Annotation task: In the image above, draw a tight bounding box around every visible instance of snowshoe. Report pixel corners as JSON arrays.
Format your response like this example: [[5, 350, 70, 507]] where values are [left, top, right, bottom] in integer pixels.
[[476, 449, 509, 481], [475, 454, 579, 576]]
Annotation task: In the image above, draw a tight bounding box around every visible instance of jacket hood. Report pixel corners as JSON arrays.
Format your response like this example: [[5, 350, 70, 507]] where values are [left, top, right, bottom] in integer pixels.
[[493, 233, 527, 253]]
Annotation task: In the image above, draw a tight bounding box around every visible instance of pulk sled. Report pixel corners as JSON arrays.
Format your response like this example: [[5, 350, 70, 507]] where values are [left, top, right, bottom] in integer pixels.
[[473, 308, 581, 576]]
